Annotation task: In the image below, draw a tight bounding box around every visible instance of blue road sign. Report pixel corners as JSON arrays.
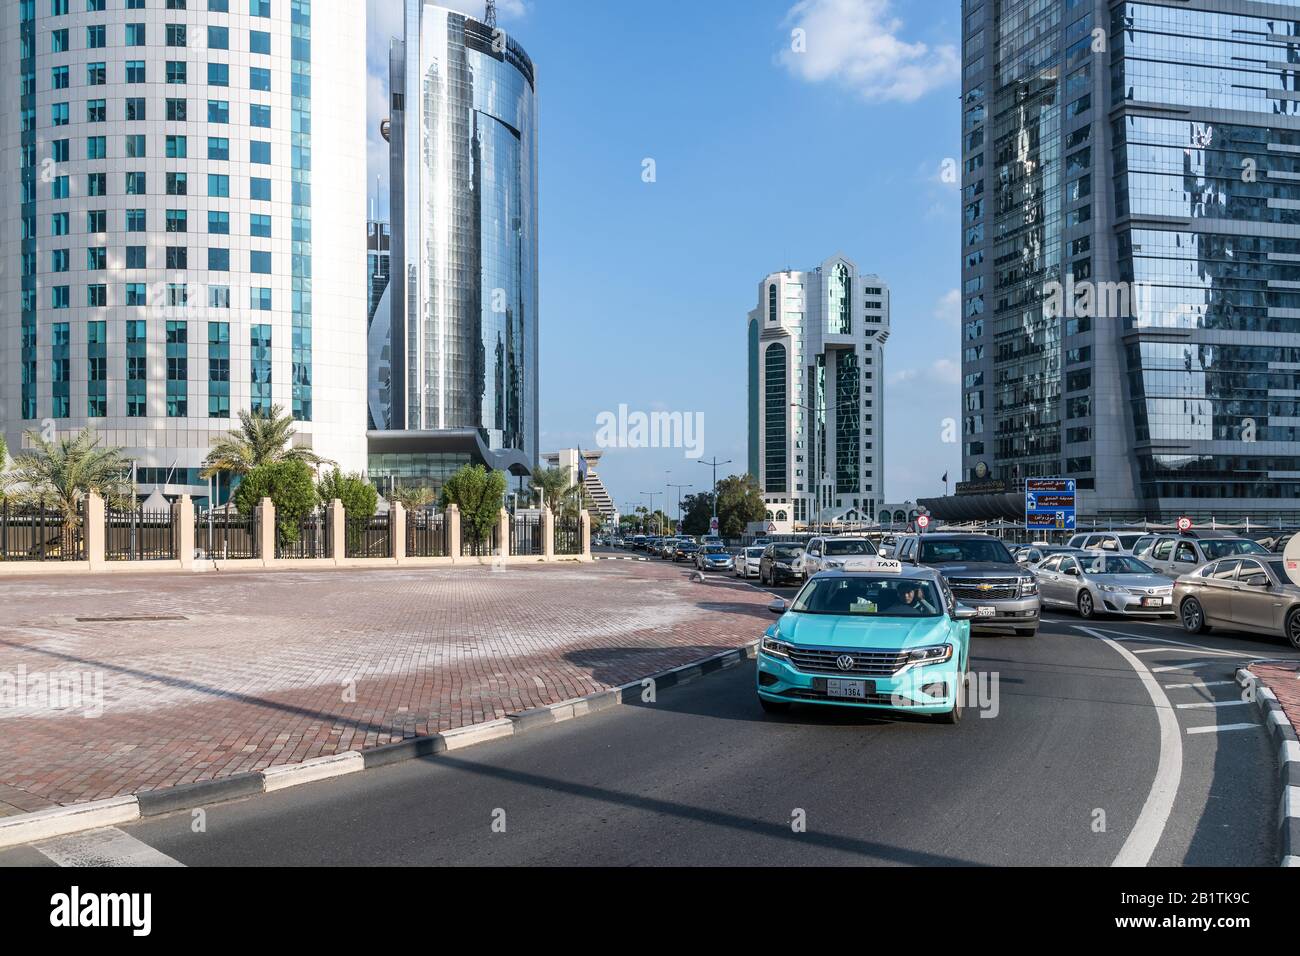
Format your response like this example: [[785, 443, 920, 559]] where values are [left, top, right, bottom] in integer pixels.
[[1025, 478, 1076, 532]]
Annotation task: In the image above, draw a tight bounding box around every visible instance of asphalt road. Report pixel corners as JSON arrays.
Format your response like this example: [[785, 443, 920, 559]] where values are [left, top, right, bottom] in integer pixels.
[[3, 560, 1293, 867]]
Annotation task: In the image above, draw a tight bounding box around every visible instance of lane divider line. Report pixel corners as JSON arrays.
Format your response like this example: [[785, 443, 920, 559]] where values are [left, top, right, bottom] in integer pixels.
[[1163, 680, 1236, 690], [1150, 660, 1229, 673], [1235, 665, 1300, 868], [1077, 626, 1183, 868], [1185, 723, 1259, 735], [33, 826, 185, 868], [1175, 700, 1252, 710]]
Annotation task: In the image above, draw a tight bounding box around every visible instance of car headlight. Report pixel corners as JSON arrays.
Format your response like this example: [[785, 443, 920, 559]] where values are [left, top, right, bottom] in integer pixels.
[[775, 562, 791, 570], [1099, 584, 1125, 593], [825, 559, 842, 568], [906, 645, 954, 666], [1018, 577, 1038, 596], [761, 637, 794, 658]]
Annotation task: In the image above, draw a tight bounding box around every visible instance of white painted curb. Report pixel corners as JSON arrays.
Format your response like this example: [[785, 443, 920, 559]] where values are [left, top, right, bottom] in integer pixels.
[[261, 752, 365, 793], [439, 718, 517, 751], [0, 795, 140, 850]]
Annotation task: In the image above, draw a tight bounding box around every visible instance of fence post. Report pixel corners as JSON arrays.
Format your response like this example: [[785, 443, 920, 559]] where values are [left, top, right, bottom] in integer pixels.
[[498, 507, 512, 560], [446, 504, 461, 562], [392, 502, 406, 562], [330, 499, 346, 563], [85, 492, 106, 568], [259, 497, 277, 566], [543, 506, 555, 562], [580, 509, 592, 561], [178, 495, 195, 568]]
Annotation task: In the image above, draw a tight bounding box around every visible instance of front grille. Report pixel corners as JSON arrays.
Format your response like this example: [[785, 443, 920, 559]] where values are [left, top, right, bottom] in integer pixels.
[[785, 689, 925, 707], [947, 577, 1020, 600], [785, 647, 910, 677]]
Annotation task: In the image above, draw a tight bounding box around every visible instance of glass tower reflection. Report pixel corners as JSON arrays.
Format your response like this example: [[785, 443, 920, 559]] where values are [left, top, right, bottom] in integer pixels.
[[388, 2, 538, 465]]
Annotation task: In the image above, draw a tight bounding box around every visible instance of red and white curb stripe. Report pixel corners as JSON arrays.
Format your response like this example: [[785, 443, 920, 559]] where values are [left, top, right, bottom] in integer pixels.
[[1235, 665, 1300, 867]]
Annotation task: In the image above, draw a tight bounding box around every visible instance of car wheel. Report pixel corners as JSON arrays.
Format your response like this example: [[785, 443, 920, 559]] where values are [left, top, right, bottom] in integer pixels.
[[759, 697, 791, 714], [1077, 590, 1096, 619], [1180, 598, 1211, 634], [1286, 608, 1300, 651]]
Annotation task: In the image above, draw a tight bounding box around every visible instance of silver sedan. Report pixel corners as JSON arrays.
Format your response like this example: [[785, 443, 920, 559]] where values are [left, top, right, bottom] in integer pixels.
[[1034, 552, 1175, 619]]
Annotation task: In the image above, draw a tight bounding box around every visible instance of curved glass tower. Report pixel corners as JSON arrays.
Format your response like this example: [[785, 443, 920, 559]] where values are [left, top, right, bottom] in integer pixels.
[[384, 1, 538, 473]]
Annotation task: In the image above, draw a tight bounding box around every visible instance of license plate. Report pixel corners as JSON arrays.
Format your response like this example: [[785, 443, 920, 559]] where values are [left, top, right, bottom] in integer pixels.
[[826, 679, 870, 699], [1141, 597, 1165, 607], [977, 606, 997, 618]]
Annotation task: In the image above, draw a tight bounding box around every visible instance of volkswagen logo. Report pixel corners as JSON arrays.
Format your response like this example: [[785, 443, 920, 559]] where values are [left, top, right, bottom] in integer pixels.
[[836, 655, 856, 671]]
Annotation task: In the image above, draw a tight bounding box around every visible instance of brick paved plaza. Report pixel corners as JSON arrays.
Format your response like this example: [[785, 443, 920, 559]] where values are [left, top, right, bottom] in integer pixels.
[[0, 561, 772, 812]]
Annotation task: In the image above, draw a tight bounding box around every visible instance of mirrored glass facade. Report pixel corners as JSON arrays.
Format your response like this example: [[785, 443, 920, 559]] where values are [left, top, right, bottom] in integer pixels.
[[387, 2, 538, 467], [961, 0, 1300, 520]]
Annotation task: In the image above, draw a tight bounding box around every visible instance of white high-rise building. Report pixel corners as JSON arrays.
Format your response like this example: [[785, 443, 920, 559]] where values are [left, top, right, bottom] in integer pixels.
[[1, 0, 368, 504], [747, 255, 890, 526]]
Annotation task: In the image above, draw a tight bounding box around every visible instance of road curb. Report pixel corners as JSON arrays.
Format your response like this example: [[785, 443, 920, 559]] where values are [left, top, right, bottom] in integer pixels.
[[0, 642, 760, 850], [1235, 665, 1300, 867]]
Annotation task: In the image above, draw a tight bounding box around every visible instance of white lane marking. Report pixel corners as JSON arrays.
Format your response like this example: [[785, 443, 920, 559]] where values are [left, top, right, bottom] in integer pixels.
[[1084, 627, 1262, 657], [1175, 700, 1252, 710], [1077, 626, 1182, 869], [1163, 680, 1236, 690], [33, 826, 184, 867], [1150, 660, 1228, 674], [1131, 646, 1238, 658], [1185, 723, 1259, 736]]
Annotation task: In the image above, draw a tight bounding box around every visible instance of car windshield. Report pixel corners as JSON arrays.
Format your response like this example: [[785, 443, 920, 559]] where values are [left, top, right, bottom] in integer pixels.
[[679, 542, 698, 550], [1080, 555, 1153, 575], [772, 545, 803, 558], [745, 547, 765, 557], [1203, 539, 1269, 559], [703, 545, 727, 554], [824, 539, 877, 556], [791, 577, 942, 617], [919, 538, 1013, 564], [1118, 534, 1145, 549]]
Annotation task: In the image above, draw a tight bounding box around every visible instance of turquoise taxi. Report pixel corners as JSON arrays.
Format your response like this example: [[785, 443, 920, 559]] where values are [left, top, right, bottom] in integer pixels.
[[756, 559, 975, 724]]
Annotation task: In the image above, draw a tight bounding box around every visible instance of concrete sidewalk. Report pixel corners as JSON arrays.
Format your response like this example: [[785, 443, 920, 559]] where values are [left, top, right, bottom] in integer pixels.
[[0, 561, 771, 811]]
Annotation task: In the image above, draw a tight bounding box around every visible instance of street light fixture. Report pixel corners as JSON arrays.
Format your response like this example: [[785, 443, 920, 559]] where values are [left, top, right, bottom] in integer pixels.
[[696, 457, 732, 531], [640, 491, 663, 536], [667, 482, 692, 532]]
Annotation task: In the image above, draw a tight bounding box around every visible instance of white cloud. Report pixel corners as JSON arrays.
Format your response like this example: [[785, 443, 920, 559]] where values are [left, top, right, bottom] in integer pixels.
[[889, 358, 959, 388], [934, 288, 960, 327], [779, 0, 959, 103]]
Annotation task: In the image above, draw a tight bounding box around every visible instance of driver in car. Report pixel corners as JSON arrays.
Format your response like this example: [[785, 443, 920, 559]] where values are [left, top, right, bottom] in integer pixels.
[[894, 583, 938, 615]]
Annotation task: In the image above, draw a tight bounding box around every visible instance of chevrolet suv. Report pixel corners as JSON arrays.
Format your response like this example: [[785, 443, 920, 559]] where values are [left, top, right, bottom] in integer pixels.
[[893, 532, 1040, 636]]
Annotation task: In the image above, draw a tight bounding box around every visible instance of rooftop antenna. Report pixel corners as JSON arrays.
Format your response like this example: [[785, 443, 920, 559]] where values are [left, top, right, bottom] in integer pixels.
[[484, 0, 497, 29]]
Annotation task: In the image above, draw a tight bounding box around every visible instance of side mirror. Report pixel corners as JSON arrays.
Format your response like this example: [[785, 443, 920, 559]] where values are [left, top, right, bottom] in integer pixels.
[[767, 599, 788, 616], [1065, 568, 1079, 577], [954, 605, 978, 621]]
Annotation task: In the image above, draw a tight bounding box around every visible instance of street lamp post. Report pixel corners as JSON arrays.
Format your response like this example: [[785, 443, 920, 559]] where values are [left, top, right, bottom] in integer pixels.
[[696, 458, 732, 533], [640, 491, 663, 536], [667, 482, 692, 533]]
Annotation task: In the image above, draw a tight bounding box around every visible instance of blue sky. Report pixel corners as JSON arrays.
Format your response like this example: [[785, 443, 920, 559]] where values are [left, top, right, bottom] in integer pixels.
[[366, 0, 963, 514]]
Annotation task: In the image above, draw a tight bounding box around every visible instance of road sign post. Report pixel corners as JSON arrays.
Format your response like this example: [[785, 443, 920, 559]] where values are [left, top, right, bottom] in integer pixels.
[[1025, 478, 1076, 533]]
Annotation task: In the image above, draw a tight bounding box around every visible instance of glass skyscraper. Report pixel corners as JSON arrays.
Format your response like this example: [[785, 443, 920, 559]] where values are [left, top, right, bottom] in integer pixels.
[[961, 0, 1300, 522], [378, 1, 538, 487]]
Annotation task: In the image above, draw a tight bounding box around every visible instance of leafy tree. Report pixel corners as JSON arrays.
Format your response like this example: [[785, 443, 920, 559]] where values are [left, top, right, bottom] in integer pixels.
[[439, 464, 507, 550], [202, 405, 332, 478], [316, 469, 378, 518], [390, 485, 436, 511], [679, 492, 713, 536], [531, 466, 572, 512], [715, 473, 767, 538], [234, 459, 320, 545], [2, 428, 131, 525]]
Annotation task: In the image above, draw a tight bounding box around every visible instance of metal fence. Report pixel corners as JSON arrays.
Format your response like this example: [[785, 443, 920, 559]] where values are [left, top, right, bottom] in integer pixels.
[[0, 504, 85, 561], [195, 509, 258, 561], [346, 512, 391, 559], [276, 511, 332, 560], [510, 514, 543, 556], [407, 510, 448, 557], [106, 506, 177, 561], [460, 522, 501, 558], [555, 516, 582, 556]]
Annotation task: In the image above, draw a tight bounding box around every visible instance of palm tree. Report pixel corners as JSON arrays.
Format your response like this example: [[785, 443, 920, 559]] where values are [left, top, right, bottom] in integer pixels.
[[531, 466, 572, 513], [390, 485, 436, 511], [201, 405, 332, 478], [3, 428, 131, 524]]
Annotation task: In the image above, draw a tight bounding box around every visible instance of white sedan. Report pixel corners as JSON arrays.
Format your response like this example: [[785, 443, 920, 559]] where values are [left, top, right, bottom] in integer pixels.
[[734, 546, 765, 579]]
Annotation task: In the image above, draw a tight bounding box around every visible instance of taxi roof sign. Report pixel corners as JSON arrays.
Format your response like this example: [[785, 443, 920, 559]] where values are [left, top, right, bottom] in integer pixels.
[[842, 558, 903, 574]]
